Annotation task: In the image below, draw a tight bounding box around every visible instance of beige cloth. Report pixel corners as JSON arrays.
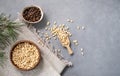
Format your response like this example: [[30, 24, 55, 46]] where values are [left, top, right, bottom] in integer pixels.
[[0, 26, 66, 76]]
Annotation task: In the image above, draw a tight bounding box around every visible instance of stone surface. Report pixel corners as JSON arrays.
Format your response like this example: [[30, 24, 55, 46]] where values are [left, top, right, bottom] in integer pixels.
[[0, 0, 120, 76]]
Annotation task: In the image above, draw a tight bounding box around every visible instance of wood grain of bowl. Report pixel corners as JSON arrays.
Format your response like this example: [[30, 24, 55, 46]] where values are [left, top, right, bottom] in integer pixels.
[[10, 40, 41, 71]]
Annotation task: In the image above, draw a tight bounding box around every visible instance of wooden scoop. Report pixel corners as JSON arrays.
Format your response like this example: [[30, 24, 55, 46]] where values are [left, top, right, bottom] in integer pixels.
[[64, 37, 73, 55], [59, 34, 73, 55]]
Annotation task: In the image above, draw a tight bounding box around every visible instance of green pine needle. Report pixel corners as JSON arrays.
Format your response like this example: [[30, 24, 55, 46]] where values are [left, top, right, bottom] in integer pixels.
[[0, 52, 7, 67], [0, 13, 23, 67], [0, 13, 22, 50]]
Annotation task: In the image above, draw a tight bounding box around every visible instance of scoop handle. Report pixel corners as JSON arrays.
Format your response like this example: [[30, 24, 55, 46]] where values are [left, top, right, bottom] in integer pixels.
[[66, 45, 73, 55]]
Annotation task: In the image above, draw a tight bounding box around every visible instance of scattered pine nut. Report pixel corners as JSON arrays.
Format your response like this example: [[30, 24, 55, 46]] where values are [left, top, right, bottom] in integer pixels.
[[46, 21, 50, 26], [75, 43, 79, 46], [67, 61, 73, 67], [81, 52, 84, 56], [80, 48, 84, 51], [70, 20, 73, 23], [52, 34, 56, 37], [67, 19, 73, 23], [73, 40, 79, 46], [54, 22, 56, 24], [45, 27, 48, 30], [73, 40, 78, 43], [69, 33, 72, 37], [77, 26, 80, 30], [65, 26, 69, 30], [81, 26, 85, 30], [46, 38, 49, 40], [58, 49, 61, 52], [67, 32, 72, 37], [37, 40, 40, 43], [67, 19, 70, 22]]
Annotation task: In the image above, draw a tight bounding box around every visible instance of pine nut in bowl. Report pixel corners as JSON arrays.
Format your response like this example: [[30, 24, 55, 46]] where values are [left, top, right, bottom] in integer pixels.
[[22, 5, 44, 24], [10, 40, 41, 71]]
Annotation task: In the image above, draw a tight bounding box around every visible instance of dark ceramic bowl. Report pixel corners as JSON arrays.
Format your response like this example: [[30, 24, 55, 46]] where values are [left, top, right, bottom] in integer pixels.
[[22, 5, 44, 24]]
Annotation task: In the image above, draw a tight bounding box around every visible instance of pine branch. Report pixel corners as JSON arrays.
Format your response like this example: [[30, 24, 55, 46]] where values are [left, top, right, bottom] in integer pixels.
[[0, 13, 22, 50], [0, 13, 23, 67], [0, 52, 6, 67]]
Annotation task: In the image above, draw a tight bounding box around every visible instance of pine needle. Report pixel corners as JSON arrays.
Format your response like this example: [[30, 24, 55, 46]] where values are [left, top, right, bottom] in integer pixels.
[[0, 13, 21, 50], [0, 52, 6, 67], [0, 13, 22, 67]]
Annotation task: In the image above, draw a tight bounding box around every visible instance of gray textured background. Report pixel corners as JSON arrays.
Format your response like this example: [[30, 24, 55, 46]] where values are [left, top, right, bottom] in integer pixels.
[[0, 0, 120, 76]]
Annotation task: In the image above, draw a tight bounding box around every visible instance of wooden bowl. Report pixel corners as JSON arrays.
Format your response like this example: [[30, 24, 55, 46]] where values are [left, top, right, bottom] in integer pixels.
[[22, 5, 44, 24], [10, 40, 41, 71]]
